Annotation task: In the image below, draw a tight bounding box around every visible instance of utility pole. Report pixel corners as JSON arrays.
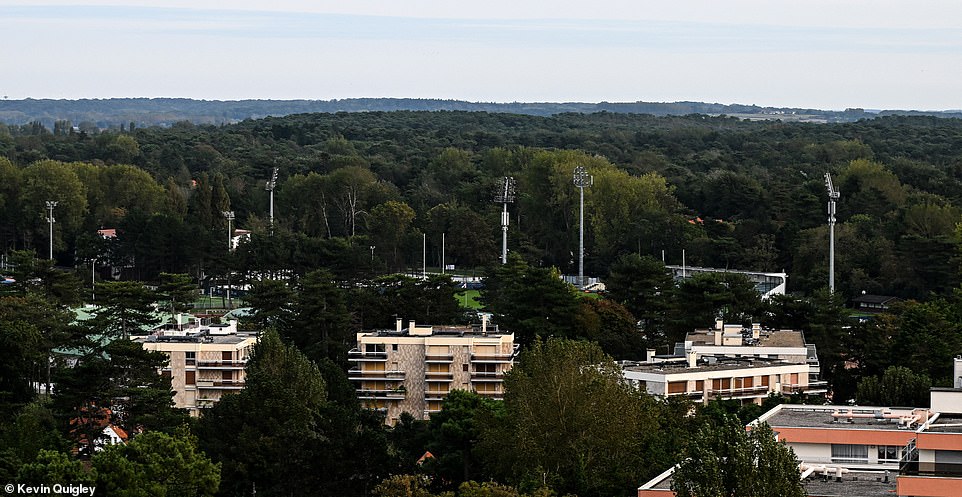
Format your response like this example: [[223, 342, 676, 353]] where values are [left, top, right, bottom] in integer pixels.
[[45, 201, 58, 260], [824, 173, 840, 293], [493, 176, 516, 264], [572, 166, 592, 289], [265, 167, 278, 234]]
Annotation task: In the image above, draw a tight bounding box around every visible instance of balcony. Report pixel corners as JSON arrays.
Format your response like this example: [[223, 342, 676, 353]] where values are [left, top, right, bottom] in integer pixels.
[[425, 371, 453, 382], [197, 360, 247, 369], [356, 388, 406, 400], [667, 389, 705, 399], [782, 382, 829, 395], [425, 391, 449, 401], [348, 369, 405, 381], [473, 390, 504, 399], [425, 354, 453, 363], [708, 385, 772, 398], [471, 346, 520, 363], [348, 348, 388, 361], [471, 371, 505, 382], [196, 380, 246, 390]]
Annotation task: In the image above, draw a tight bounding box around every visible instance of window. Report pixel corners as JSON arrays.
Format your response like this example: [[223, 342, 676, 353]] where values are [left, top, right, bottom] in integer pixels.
[[878, 445, 901, 463], [185, 351, 195, 366], [392, 344, 398, 351], [832, 444, 868, 463], [463, 364, 469, 372], [667, 381, 687, 394], [185, 370, 195, 385]]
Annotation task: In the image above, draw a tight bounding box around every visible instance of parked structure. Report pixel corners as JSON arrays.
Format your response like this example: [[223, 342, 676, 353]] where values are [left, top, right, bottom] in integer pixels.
[[349, 318, 517, 425], [136, 320, 257, 416]]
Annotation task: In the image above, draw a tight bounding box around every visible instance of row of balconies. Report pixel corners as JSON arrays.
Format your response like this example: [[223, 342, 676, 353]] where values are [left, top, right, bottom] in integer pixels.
[[348, 346, 519, 364], [667, 381, 829, 399]]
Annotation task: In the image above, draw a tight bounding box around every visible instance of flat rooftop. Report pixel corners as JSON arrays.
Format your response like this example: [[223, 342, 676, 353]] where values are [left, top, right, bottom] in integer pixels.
[[364, 325, 510, 338], [924, 414, 962, 433], [137, 332, 256, 345], [801, 471, 897, 497], [767, 406, 922, 430], [623, 357, 799, 375], [686, 328, 805, 348]]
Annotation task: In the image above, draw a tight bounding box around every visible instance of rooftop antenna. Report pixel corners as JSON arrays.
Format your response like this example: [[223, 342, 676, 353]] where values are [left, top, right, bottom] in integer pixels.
[[824, 172, 840, 293], [493, 176, 517, 264], [265, 167, 278, 234], [573, 166, 593, 289]]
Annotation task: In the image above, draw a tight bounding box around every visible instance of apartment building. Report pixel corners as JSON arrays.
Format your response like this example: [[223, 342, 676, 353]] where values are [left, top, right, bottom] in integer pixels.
[[136, 320, 257, 416], [349, 318, 517, 425]]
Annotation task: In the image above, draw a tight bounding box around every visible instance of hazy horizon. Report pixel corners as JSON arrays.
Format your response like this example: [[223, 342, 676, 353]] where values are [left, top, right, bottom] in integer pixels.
[[4, 1, 962, 111]]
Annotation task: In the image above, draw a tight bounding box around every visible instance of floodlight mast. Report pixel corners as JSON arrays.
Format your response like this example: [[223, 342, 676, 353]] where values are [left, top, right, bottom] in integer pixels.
[[45, 201, 58, 260], [824, 173, 840, 293], [265, 167, 278, 233], [573, 166, 593, 289], [493, 177, 517, 264], [223, 210, 235, 308]]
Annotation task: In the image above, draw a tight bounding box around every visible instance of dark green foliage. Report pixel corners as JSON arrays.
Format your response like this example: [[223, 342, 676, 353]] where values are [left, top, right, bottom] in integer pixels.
[[605, 254, 672, 345], [480, 255, 581, 345], [92, 430, 221, 497], [672, 419, 805, 497], [423, 390, 503, 485], [351, 274, 462, 330], [857, 366, 932, 407], [479, 338, 662, 497]]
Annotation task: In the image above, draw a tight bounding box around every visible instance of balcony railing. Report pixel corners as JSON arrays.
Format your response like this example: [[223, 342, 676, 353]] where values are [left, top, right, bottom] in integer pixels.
[[425, 392, 449, 401], [425, 354, 454, 362], [196, 380, 246, 389], [348, 349, 388, 361], [356, 388, 406, 400], [708, 385, 772, 398], [197, 360, 247, 369], [473, 390, 504, 399], [348, 369, 405, 381], [471, 371, 505, 382], [782, 382, 828, 395]]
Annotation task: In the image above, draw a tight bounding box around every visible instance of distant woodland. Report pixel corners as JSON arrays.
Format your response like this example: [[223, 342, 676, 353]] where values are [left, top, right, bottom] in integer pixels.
[[3, 111, 962, 301]]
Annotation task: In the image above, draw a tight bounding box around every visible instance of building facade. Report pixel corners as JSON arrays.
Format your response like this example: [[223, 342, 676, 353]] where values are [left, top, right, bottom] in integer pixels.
[[349, 319, 517, 425], [137, 320, 257, 417]]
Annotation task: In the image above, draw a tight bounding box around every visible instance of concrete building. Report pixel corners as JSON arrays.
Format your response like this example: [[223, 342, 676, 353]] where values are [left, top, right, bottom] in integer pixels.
[[136, 320, 257, 417], [623, 320, 827, 404], [349, 318, 517, 425], [639, 376, 962, 497]]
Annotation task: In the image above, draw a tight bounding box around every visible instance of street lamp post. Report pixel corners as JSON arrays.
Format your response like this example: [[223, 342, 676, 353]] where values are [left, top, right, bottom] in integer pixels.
[[45, 201, 58, 260], [572, 166, 592, 289]]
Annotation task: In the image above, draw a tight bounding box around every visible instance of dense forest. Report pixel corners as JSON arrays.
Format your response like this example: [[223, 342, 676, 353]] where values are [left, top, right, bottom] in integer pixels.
[[3, 110, 962, 495], [2, 111, 962, 299]]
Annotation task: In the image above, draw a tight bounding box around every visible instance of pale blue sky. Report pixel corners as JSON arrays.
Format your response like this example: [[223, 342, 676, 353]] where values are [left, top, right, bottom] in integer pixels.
[[3, 1, 962, 110]]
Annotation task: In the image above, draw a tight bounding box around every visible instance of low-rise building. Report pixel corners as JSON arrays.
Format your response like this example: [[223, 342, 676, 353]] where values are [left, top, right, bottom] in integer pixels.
[[136, 320, 257, 417], [349, 318, 517, 425]]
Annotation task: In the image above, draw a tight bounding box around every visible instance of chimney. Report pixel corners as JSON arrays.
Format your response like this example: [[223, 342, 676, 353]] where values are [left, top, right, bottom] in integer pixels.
[[688, 352, 698, 368], [409, 320, 415, 334], [752, 323, 761, 340], [646, 348, 656, 363], [396, 318, 402, 333], [481, 314, 488, 335], [714, 329, 722, 346], [715, 318, 724, 330]]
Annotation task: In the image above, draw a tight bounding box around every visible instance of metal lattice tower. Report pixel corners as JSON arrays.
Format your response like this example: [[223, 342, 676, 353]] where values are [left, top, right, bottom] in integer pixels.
[[493, 177, 517, 264], [824, 173, 840, 293], [265, 167, 278, 231], [45, 200, 58, 260], [573, 166, 592, 289]]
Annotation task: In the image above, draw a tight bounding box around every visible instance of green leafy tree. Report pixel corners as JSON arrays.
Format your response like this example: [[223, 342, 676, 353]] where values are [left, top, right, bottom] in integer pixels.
[[290, 269, 351, 363], [424, 390, 504, 485], [369, 200, 416, 269], [18, 450, 96, 490], [91, 281, 158, 339], [479, 338, 661, 497], [856, 366, 932, 407], [480, 255, 581, 345], [92, 430, 220, 497], [157, 272, 195, 328], [245, 279, 295, 332], [672, 419, 804, 497], [605, 253, 673, 347]]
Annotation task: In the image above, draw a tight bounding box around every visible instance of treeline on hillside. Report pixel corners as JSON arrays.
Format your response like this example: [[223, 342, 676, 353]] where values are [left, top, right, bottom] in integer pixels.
[[7, 97, 962, 128], [2, 112, 962, 300]]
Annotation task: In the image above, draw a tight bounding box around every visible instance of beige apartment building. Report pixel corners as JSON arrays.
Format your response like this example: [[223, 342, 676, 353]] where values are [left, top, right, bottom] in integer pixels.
[[623, 320, 827, 404], [136, 320, 257, 417], [349, 318, 517, 425]]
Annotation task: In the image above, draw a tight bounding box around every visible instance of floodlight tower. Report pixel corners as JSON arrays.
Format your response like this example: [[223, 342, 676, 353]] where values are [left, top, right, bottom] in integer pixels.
[[573, 166, 593, 289], [265, 167, 278, 232], [824, 173, 840, 293], [223, 211, 235, 251], [493, 177, 517, 264], [45, 201, 58, 260]]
